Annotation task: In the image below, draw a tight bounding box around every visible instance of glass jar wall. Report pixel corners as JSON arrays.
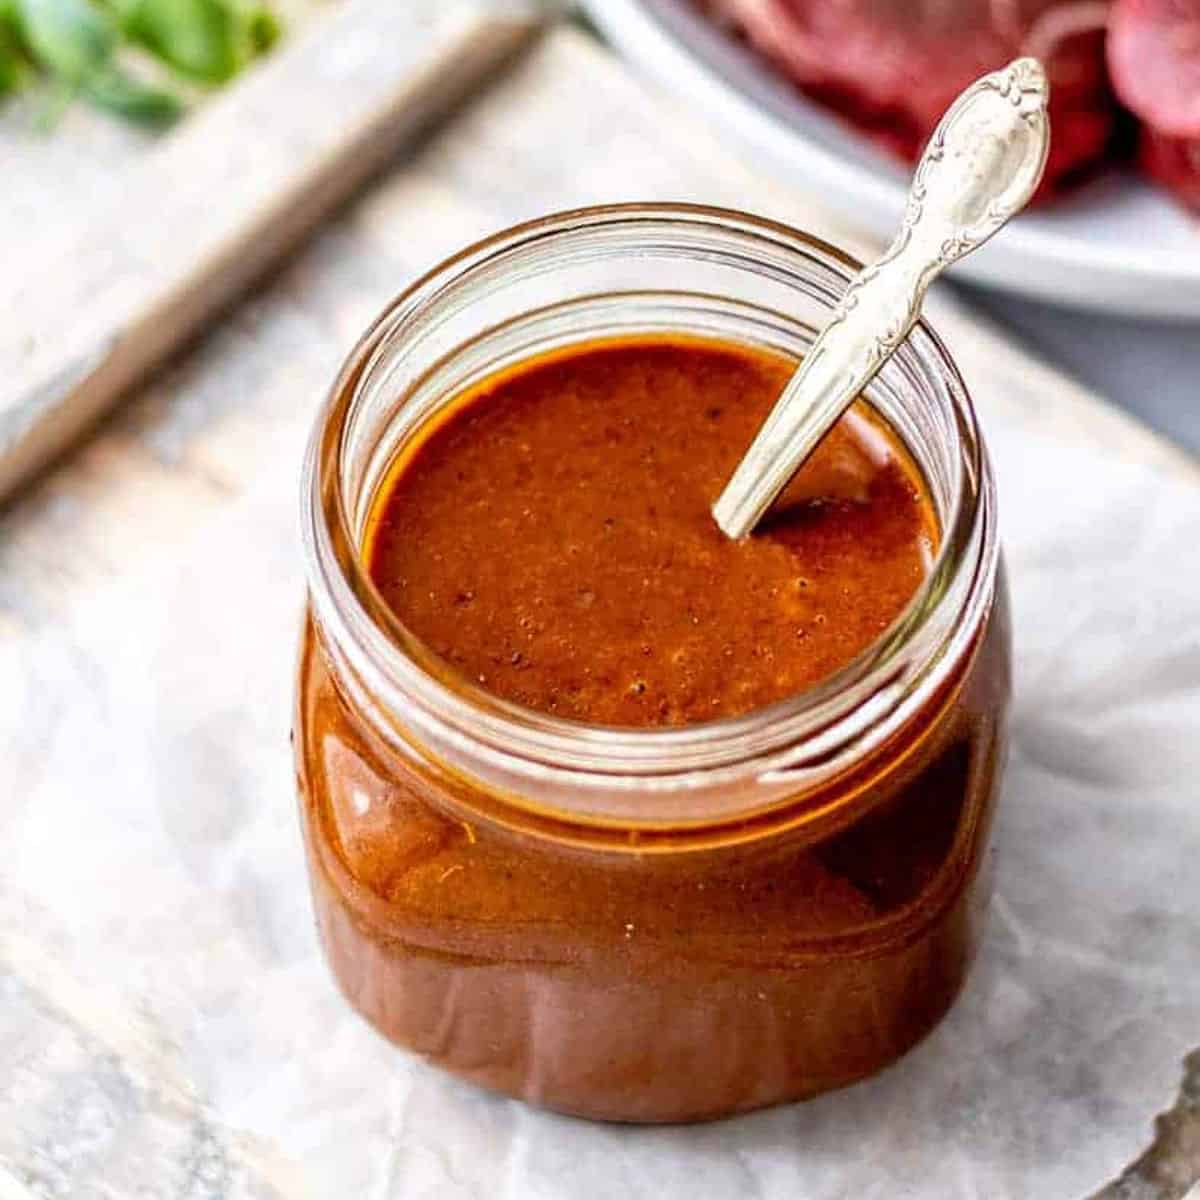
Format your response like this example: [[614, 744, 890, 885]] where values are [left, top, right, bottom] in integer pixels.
[[295, 205, 1011, 1123]]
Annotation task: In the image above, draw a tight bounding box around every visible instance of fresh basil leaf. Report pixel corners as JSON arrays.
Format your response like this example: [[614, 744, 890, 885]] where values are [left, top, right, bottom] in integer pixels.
[[13, 0, 115, 82], [244, 3, 275, 53], [2, 0, 280, 126], [119, 0, 238, 83], [0, 48, 22, 95], [81, 59, 180, 123], [0, 7, 29, 94], [0, 0, 24, 37]]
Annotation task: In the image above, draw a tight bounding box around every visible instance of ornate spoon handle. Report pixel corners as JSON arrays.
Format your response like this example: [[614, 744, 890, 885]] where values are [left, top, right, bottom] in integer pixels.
[[712, 57, 1051, 540]]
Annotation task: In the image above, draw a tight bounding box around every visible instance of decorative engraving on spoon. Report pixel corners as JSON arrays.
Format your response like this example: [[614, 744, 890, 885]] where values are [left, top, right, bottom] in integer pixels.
[[712, 57, 1050, 540]]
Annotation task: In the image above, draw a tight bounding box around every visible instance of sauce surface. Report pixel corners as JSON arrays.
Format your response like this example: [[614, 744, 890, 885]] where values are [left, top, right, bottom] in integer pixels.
[[365, 336, 937, 727]]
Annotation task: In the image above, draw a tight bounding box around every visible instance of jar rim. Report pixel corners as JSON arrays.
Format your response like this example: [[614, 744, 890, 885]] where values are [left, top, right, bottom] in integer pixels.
[[301, 202, 997, 830]]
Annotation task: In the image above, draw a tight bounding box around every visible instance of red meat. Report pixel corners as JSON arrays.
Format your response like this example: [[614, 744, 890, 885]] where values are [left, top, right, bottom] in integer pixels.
[[1139, 127, 1200, 209], [703, 0, 1116, 200], [1108, 0, 1200, 210], [1108, 0, 1200, 135]]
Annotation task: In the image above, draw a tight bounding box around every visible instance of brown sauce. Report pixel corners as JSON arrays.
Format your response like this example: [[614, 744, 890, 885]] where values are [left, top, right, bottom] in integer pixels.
[[365, 336, 937, 725], [296, 332, 1011, 1123]]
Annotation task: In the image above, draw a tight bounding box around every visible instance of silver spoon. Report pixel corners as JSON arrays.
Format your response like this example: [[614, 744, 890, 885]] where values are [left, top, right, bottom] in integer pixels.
[[712, 57, 1051, 540]]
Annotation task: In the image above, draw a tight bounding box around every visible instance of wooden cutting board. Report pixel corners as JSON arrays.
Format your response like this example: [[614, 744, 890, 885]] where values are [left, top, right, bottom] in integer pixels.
[[0, 0, 538, 502]]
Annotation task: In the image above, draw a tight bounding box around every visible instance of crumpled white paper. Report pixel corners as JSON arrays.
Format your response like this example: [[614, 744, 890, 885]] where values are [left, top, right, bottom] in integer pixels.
[[3, 377, 1199, 1199]]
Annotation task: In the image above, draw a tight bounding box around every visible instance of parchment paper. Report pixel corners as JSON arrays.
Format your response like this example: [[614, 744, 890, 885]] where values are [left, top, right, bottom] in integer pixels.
[[3, 26, 1200, 1200], [4, 392, 1200, 1199]]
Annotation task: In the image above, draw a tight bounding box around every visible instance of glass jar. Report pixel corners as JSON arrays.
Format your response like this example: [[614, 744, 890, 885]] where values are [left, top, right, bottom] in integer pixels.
[[295, 204, 1010, 1124]]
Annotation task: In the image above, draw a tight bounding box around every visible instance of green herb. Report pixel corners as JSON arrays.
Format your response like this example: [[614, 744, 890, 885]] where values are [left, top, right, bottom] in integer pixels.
[[0, 0, 280, 125], [82, 58, 180, 123], [112, 0, 283, 82], [117, 0, 238, 82], [14, 0, 115, 82], [0, 12, 28, 95], [244, 3, 275, 53]]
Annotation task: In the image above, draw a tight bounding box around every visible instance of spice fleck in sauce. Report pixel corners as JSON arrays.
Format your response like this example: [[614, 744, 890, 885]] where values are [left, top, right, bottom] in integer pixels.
[[365, 336, 938, 725]]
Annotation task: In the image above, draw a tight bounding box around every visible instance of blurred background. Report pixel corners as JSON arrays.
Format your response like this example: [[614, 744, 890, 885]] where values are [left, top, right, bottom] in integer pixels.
[[3, 0, 1198, 469]]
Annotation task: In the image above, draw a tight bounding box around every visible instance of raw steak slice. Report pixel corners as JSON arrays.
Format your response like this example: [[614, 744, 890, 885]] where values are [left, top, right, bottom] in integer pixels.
[[1140, 126, 1200, 209], [1108, 0, 1200, 210], [1108, 0, 1200, 136], [702, 0, 1115, 200]]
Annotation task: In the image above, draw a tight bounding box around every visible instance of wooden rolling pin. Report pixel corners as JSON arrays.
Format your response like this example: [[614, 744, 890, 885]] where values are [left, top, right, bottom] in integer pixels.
[[0, 0, 539, 503]]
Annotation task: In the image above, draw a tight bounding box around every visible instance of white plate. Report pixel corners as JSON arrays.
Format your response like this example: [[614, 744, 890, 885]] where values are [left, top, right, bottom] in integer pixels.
[[582, 0, 1200, 320]]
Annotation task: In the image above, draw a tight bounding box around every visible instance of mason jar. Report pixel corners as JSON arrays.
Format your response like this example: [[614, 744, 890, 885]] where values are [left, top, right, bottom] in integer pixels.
[[295, 204, 1011, 1123]]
